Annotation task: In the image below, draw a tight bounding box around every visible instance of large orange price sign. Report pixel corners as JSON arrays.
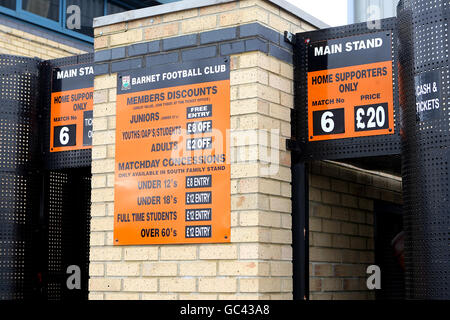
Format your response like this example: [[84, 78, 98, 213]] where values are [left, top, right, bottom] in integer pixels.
[[114, 57, 230, 245]]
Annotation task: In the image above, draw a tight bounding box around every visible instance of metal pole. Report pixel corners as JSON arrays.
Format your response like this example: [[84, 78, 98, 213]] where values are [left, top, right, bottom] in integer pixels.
[[292, 160, 309, 300]]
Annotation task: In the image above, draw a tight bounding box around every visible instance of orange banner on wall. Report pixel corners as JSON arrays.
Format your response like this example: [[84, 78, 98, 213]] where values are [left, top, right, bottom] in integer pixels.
[[114, 58, 230, 245]]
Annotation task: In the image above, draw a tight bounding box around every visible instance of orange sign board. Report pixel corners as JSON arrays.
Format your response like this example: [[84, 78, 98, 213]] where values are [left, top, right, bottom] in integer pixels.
[[307, 32, 395, 141], [114, 58, 230, 245], [50, 64, 93, 152]]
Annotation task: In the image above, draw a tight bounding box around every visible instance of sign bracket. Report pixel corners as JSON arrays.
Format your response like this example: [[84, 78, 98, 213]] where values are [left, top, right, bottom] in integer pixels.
[[286, 139, 302, 154], [284, 31, 296, 45]]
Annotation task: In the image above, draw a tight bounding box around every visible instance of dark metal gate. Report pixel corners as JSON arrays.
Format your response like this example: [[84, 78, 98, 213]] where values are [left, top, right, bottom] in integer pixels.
[[0, 55, 41, 300], [0, 53, 92, 300]]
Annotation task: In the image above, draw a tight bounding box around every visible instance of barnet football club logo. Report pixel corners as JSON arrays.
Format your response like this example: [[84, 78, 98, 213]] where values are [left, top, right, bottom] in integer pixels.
[[122, 75, 131, 90]]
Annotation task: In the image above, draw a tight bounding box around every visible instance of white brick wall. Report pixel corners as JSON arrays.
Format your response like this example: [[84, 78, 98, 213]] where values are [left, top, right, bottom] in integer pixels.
[[90, 0, 315, 300]]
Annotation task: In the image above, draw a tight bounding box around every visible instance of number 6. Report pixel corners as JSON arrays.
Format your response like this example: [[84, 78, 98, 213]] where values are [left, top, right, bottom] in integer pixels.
[[60, 127, 70, 145], [321, 111, 335, 133]]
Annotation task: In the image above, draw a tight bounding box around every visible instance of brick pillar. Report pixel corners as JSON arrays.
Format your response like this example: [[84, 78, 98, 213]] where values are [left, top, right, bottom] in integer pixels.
[[89, 0, 315, 300]]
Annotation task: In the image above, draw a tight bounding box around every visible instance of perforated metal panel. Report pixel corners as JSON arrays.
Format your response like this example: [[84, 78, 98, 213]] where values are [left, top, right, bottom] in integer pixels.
[[0, 54, 92, 300], [293, 18, 401, 160], [0, 55, 41, 300], [45, 170, 67, 300], [0, 55, 40, 169], [41, 54, 93, 170], [397, 0, 450, 299], [43, 169, 91, 300], [40, 54, 93, 300]]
